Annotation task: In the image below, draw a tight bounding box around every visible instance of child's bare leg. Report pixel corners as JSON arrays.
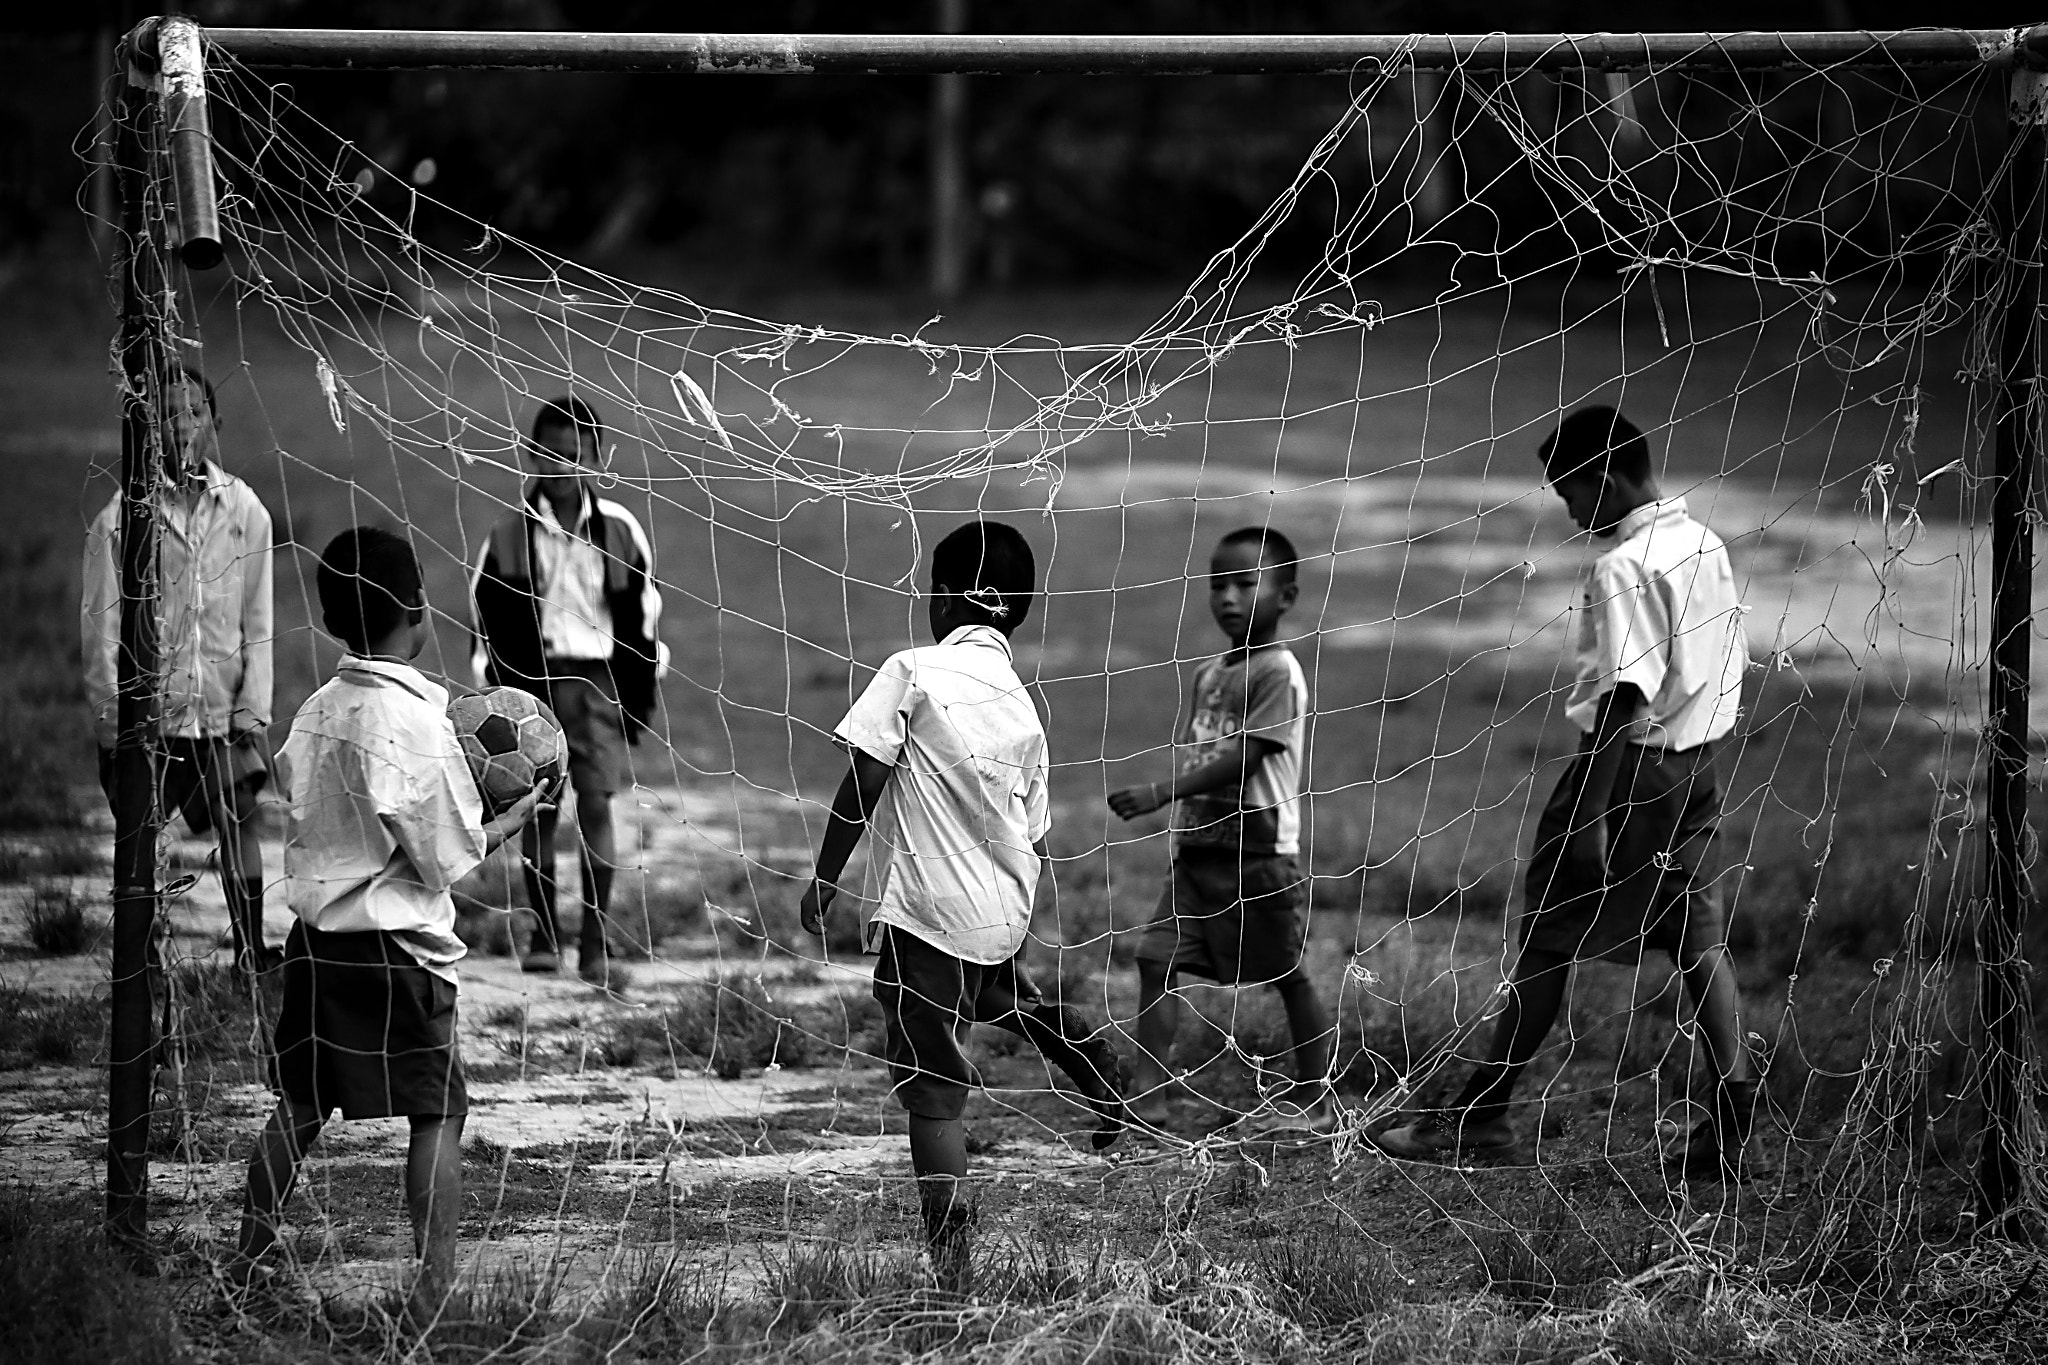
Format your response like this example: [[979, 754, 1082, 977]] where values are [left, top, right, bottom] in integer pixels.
[[575, 791, 615, 975], [405, 1114, 465, 1316], [907, 1114, 972, 1290], [1675, 943, 1749, 1085], [1453, 948, 1573, 1124], [1132, 958, 1182, 1115], [981, 983, 1129, 1148], [522, 813, 561, 960], [1273, 975, 1334, 1109], [234, 1097, 324, 1275], [1673, 942, 1758, 1166]]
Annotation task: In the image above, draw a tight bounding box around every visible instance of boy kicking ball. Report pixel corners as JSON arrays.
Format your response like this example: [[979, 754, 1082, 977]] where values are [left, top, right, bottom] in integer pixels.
[[1372, 407, 1758, 1179], [1109, 527, 1336, 1138], [229, 528, 548, 1318], [800, 519, 1129, 1293]]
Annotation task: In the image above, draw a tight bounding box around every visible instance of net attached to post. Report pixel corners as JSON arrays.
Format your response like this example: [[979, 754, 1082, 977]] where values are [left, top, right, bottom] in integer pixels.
[[75, 31, 2048, 1358]]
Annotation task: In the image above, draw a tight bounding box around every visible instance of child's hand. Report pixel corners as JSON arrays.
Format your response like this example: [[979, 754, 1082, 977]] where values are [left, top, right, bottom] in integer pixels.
[[483, 783, 551, 854], [799, 878, 838, 936], [1107, 783, 1167, 821]]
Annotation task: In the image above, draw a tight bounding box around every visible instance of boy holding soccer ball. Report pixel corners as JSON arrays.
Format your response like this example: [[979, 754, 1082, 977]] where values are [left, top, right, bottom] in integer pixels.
[[800, 519, 1128, 1293], [230, 528, 548, 1317]]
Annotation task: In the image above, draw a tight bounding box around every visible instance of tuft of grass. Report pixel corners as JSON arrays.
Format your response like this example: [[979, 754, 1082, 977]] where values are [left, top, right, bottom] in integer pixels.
[[1249, 1215, 1406, 1327], [24, 883, 97, 955], [1469, 1200, 1651, 1310], [0, 1192, 182, 1365], [759, 1236, 920, 1333]]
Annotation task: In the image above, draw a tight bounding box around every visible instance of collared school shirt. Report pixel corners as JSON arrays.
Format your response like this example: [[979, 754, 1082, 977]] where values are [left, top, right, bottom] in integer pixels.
[[80, 461, 274, 746], [278, 656, 489, 987], [834, 623, 1051, 966], [1565, 497, 1749, 752], [532, 488, 618, 662]]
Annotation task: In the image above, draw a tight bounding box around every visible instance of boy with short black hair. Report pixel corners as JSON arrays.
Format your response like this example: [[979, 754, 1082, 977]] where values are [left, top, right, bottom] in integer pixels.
[[231, 527, 546, 1317], [82, 362, 277, 976], [472, 396, 663, 986], [1372, 406, 1757, 1178], [1110, 525, 1336, 1136], [801, 519, 1128, 1292]]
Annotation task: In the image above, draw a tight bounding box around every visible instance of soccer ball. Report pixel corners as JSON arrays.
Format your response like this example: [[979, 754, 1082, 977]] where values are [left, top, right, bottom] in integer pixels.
[[448, 687, 566, 815]]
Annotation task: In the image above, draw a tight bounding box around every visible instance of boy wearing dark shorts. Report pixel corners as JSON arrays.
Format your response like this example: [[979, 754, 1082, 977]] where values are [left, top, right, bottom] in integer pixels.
[[800, 520, 1128, 1292], [472, 397, 663, 986], [230, 528, 546, 1316], [82, 364, 277, 976], [1372, 407, 1758, 1178], [1111, 527, 1335, 1137]]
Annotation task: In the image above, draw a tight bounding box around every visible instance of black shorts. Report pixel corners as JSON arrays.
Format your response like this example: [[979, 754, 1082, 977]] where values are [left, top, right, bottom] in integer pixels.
[[872, 925, 1042, 1121], [269, 922, 468, 1120], [96, 731, 270, 836], [1134, 847, 1309, 987], [1520, 741, 1730, 965], [541, 661, 631, 799]]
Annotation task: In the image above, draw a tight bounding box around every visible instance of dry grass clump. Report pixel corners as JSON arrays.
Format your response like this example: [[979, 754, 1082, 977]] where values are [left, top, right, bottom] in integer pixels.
[[24, 882, 97, 955]]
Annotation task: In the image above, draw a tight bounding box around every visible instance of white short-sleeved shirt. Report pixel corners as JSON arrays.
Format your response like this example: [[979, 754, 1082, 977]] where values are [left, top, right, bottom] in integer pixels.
[[833, 624, 1050, 965], [1170, 645, 1308, 856], [1565, 498, 1748, 752], [279, 656, 490, 986]]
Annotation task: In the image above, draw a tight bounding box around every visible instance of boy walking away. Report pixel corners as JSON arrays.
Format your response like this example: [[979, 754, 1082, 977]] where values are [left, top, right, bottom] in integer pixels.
[[82, 363, 277, 977], [1372, 407, 1758, 1180], [800, 520, 1129, 1294], [1110, 527, 1336, 1138], [231, 528, 547, 1319], [472, 397, 663, 987]]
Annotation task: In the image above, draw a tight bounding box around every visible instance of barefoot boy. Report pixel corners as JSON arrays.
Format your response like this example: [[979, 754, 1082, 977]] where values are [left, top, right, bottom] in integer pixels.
[[232, 528, 547, 1314], [1372, 407, 1757, 1177], [82, 363, 277, 975], [800, 519, 1127, 1291], [471, 397, 663, 986], [1110, 526, 1335, 1136]]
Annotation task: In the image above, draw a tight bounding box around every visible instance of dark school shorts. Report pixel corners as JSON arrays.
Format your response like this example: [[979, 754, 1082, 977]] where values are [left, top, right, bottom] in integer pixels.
[[269, 921, 468, 1120], [872, 925, 1043, 1121], [97, 731, 270, 836], [543, 661, 631, 799], [1519, 741, 1730, 966], [1134, 847, 1310, 987]]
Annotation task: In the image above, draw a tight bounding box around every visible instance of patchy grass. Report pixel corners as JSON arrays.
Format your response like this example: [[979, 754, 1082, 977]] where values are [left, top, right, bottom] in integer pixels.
[[0, 538, 90, 834], [0, 983, 103, 1069], [0, 833, 104, 883], [599, 974, 881, 1076]]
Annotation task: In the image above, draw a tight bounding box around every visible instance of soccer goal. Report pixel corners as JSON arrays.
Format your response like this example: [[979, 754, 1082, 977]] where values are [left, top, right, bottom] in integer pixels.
[[83, 16, 2045, 1355]]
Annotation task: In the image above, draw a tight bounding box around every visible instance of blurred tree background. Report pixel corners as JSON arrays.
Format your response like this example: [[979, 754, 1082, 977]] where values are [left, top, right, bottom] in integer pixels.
[[0, 1, 2028, 291]]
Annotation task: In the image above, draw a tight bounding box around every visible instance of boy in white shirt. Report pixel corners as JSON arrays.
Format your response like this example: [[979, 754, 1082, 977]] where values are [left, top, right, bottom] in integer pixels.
[[800, 519, 1127, 1292], [1373, 407, 1758, 1179], [81, 364, 278, 976], [229, 528, 546, 1317]]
